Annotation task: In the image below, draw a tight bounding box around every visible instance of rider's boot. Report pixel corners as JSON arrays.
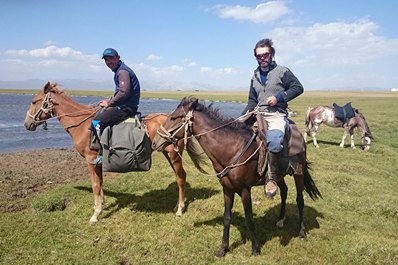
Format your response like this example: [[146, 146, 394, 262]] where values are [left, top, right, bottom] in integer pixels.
[[264, 151, 280, 198], [89, 122, 103, 165]]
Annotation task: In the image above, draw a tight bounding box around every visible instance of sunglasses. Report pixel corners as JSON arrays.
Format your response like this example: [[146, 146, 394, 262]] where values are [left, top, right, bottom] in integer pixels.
[[255, 52, 271, 60]]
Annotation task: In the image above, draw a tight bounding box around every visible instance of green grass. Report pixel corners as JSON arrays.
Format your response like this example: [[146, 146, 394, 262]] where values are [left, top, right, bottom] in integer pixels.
[[1, 91, 398, 264]]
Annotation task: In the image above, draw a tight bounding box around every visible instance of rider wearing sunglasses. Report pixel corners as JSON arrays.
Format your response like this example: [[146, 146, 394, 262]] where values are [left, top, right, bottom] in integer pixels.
[[242, 38, 304, 198]]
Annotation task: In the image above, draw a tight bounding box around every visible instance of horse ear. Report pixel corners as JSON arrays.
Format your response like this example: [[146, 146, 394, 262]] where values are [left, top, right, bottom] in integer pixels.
[[189, 98, 199, 110], [43, 82, 52, 94]]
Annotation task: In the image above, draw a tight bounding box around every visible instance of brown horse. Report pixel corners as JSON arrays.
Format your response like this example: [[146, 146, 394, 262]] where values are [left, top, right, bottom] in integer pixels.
[[24, 82, 188, 224], [304, 105, 373, 151], [152, 97, 321, 257]]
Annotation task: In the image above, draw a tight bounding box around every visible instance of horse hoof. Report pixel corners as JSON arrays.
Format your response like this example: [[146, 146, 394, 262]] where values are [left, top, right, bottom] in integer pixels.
[[252, 248, 260, 256], [276, 218, 285, 228], [175, 209, 183, 217], [299, 231, 307, 240], [89, 217, 98, 225], [215, 248, 227, 258]]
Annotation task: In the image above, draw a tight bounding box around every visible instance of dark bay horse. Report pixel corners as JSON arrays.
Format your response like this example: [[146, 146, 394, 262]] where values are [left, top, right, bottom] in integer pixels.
[[152, 97, 321, 257], [304, 105, 373, 151], [24, 82, 188, 224]]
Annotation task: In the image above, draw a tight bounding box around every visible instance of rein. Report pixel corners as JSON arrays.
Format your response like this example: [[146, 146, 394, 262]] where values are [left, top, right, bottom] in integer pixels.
[[157, 108, 262, 180]]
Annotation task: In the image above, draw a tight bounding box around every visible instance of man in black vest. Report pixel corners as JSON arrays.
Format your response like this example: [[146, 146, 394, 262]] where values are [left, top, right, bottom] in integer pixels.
[[90, 48, 141, 165], [242, 39, 304, 198]]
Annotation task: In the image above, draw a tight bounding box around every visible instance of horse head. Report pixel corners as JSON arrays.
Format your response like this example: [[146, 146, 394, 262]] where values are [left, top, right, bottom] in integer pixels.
[[152, 97, 199, 151], [354, 110, 374, 151], [24, 82, 60, 131]]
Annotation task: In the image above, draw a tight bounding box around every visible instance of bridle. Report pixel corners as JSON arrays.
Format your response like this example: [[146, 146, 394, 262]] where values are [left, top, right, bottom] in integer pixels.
[[27, 92, 97, 130], [26, 93, 55, 129], [156, 108, 194, 146]]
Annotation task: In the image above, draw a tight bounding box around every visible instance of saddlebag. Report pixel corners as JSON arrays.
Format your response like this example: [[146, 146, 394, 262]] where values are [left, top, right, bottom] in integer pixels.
[[100, 116, 152, 172]]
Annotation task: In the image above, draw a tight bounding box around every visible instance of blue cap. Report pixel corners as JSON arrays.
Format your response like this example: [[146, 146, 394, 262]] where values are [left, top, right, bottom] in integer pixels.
[[102, 48, 119, 59]]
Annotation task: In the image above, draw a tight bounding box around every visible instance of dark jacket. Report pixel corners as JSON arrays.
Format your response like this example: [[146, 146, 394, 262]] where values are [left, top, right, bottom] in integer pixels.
[[243, 62, 303, 114], [108, 61, 140, 110]]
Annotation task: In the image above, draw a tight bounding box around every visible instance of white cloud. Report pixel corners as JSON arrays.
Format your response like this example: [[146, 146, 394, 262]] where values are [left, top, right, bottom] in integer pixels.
[[146, 54, 162, 61], [5, 45, 96, 60], [200, 67, 212, 73], [212, 1, 291, 23], [269, 19, 398, 66], [166, 65, 184, 72]]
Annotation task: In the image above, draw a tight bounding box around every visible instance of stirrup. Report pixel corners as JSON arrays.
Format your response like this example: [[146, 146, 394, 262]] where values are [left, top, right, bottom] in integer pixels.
[[89, 155, 103, 165], [264, 179, 278, 198]]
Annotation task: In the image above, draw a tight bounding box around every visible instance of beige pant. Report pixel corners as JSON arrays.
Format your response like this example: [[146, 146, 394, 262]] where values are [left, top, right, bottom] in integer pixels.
[[261, 111, 287, 132]]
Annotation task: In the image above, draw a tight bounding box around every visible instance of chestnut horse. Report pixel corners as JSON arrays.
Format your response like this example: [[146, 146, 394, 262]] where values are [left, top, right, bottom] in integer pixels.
[[152, 97, 321, 257], [24, 82, 188, 224], [304, 105, 373, 151]]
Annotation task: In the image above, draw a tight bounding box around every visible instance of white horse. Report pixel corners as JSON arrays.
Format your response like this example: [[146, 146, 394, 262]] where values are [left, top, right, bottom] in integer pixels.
[[304, 106, 373, 151]]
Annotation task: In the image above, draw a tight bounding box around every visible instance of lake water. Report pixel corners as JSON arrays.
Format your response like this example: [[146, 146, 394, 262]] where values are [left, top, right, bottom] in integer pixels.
[[0, 94, 246, 153]]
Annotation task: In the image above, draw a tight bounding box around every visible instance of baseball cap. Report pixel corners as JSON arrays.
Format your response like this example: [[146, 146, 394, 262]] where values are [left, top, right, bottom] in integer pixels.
[[102, 48, 119, 59]]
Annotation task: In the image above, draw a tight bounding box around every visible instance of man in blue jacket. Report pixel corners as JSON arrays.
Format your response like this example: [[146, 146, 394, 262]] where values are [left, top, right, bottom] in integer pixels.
[[90, 48, 141, 164], [242, 39, 304, 198]]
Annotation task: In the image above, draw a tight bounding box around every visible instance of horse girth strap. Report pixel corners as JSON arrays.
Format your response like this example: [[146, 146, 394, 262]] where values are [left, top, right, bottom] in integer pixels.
[[216, 131, 260, 180]]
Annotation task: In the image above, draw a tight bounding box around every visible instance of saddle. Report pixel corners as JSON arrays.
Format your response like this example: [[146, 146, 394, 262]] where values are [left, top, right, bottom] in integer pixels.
[[254, 113, 306, 180], [333, 102, 355, 124]]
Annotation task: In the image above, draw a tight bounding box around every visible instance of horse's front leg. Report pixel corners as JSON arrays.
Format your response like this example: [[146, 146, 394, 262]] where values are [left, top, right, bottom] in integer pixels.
[[276, 178, 288, 228], [215, 188, 235, 258], [350, 134, 356, 149], [240, 188, 260, 256], [87, 163, 104, 225]]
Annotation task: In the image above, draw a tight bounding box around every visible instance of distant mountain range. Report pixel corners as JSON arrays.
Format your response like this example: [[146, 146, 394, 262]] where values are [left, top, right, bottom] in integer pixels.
[[0, 79, 389, 91]]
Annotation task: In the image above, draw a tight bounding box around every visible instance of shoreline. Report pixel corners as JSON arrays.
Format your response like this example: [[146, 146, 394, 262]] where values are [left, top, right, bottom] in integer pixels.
[[0, 147, 89, 213]]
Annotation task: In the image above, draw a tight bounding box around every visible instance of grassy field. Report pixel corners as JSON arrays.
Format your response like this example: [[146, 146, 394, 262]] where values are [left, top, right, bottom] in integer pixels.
[[1, 90, 397, 264]]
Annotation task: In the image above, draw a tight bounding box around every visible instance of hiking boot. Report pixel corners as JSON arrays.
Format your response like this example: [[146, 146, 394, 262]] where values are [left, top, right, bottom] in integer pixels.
[[264, 151, 280, 198], [264, 179, 278, 198], [89, 155, 103, 165]]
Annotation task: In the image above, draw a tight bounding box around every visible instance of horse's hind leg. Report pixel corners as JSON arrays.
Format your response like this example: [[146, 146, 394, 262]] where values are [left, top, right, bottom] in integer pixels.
[[294, 174, 306, 239], [163, 144, 187, 216], [276, 178, 288, 228], [340, 127, 349, 148]]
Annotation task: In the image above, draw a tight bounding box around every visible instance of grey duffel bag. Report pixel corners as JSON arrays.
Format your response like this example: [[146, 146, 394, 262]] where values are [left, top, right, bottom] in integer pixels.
[[100, 116, 152, 172]]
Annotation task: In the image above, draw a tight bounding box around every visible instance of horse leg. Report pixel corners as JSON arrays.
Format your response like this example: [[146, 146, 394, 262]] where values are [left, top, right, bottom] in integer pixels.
[[215, 188, 234, 258], [240, 188, 260, 256], [340, 127, 349, 148], [293, 175, 306, 239], [276, 178, 288, 228], [311, 131, 319, 148], [163, 145, 187, 216], [87, 163, 104, 225], [349, 127, 356, 149]]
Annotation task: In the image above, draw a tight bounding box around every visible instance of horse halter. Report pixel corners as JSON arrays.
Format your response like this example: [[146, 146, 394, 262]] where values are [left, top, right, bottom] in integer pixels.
[[156, 109, 194, 146], [27, 93, 55, 128]]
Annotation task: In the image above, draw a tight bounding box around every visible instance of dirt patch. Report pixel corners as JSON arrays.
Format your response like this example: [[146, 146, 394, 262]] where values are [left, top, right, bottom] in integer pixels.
[[0, 148, 104, 213]]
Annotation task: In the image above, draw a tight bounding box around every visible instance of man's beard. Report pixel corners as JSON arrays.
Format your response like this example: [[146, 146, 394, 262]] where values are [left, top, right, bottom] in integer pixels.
[[259, 60, 270, 71]]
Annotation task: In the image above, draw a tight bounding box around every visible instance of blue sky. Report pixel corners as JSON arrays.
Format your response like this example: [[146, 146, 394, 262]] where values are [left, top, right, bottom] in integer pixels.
[[1, 0, 397, 91]]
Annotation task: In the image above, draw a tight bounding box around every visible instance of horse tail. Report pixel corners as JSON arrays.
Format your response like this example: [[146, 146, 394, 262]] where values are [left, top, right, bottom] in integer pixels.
[[303, 161, 322, 200], [185, 137, 211, 174], [304, 107, 313, 133]]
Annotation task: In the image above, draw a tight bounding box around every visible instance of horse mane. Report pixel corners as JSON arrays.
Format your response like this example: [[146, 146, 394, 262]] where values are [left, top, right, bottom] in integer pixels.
[[185, 137, 211, 174], [179, 97, 252, 133], [180, 97, 253, 173]]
